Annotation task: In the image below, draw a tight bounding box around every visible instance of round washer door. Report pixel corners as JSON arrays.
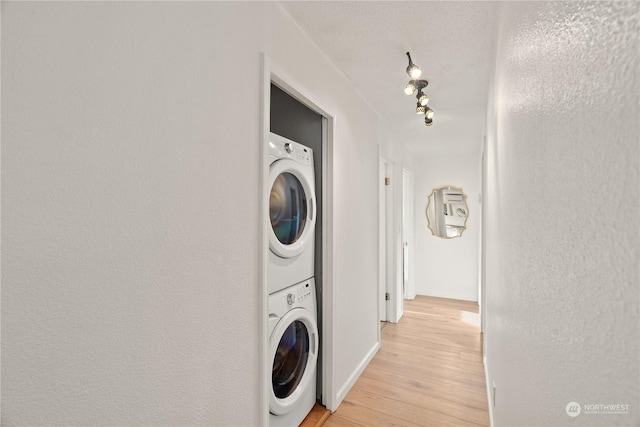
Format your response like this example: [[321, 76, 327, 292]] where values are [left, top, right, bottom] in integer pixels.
[[269, 308, 318, 415], [269, 159, 316, 259]]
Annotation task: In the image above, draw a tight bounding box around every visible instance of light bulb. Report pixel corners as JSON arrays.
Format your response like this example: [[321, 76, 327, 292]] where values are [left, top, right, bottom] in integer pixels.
[[418, 93, 429, 106], [404, 81, 416, 95], [407, 65, 422, 80], [425, 117, 433, 126], [416, 104, 426, 115], [425, 108, 434, 119]]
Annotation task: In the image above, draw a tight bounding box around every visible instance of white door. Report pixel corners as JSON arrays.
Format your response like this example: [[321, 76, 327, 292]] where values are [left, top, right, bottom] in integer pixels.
[[269, 308, 318, 415], [268, 159, 316, 259]]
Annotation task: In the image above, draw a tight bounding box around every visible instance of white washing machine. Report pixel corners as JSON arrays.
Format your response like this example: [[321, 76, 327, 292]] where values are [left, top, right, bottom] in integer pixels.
[[269, 278, 318, 427], [268, 132, 316, 295]]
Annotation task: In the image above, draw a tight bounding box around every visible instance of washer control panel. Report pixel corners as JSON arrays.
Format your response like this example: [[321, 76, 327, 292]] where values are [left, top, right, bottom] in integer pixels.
[[286, 282, 313, 306]]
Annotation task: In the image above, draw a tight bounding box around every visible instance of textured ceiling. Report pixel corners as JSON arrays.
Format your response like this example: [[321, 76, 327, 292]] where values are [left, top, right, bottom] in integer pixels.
[[279, 1, 500, 154]]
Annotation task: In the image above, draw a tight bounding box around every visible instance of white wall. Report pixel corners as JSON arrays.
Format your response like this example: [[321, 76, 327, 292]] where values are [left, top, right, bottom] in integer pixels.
[[413, 151, 481, 301], [485, 2, 639, 426], [2, 2, 379, 424]]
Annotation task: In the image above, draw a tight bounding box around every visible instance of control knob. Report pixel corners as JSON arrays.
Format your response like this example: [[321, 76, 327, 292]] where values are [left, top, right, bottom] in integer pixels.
[[287, 293, 295, 305]]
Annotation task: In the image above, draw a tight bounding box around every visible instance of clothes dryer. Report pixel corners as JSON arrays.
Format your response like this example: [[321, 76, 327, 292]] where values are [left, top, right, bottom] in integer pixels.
[[268, 133, 316, 294], [268, 278, 318, 427]]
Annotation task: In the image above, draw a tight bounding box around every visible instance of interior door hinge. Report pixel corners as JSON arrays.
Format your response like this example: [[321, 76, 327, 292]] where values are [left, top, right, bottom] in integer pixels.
[[385, 177, 390, 186], [385, 292, 390, 301]]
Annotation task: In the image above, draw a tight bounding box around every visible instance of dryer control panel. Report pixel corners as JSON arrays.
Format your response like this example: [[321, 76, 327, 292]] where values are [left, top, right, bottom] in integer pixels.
[[290, 145, 312, 166], [269, 133, 314, 167]]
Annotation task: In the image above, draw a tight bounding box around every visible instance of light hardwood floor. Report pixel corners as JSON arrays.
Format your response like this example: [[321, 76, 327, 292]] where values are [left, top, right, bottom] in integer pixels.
[[323, 296, 490, 427]]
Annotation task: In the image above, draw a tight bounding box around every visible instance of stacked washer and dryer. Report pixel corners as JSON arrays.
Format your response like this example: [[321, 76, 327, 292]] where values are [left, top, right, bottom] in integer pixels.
[[267, 132, 319, 427]]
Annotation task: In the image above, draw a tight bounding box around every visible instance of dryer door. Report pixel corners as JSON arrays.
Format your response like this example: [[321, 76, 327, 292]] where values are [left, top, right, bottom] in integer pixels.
[[268, 159, 316, 259], [269, 308, 318, 415]]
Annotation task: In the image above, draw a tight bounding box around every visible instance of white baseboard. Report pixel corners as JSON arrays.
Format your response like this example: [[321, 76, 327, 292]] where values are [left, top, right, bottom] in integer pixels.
[[335, 342, 380, 407], [484, 355, 494, 427], [421, 290, 478, 302]]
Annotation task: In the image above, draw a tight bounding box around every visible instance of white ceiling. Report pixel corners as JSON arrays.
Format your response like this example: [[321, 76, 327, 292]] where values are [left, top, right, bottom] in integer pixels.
[[279, 1, 500, 154]]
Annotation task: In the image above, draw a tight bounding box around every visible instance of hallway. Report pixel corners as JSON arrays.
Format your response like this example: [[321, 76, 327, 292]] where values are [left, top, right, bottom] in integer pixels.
[[3, 2, 637, 425], [325, 297, 489, 426]]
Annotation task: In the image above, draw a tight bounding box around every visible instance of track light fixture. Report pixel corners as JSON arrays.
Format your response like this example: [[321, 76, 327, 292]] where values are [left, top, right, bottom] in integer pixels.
[[404, 52, 434, 127], [406, 52, 422, 80], [404, 81, 417, 95], [425, 107, 434, 119], [418, 91, 429, 107]]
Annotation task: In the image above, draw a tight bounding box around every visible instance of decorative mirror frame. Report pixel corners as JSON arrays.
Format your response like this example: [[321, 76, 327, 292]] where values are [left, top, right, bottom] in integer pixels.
[[426, 185, 469, 239]]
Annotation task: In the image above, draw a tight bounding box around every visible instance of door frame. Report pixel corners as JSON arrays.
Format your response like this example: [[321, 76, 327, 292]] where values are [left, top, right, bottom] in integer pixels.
[[378, 159, 388, 323], [402, 166, 415, 300], [480, 137, 487, 337], [378, 156, 392, 327], [378, 154, 402, 326], [260, 54, 338, 422]]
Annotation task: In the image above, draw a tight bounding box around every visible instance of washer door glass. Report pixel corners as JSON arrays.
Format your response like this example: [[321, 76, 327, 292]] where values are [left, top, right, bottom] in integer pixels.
[[272, 320, 309, 399], [270, 172, 308, 245]]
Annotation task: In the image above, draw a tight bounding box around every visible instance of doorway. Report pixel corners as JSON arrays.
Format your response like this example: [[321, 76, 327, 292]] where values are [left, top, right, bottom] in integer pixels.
[[261, 55, 338, 422]]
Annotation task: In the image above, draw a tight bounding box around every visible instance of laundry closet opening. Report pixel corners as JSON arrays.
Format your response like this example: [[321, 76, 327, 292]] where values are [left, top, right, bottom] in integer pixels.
[[270, 83, 325, 403]]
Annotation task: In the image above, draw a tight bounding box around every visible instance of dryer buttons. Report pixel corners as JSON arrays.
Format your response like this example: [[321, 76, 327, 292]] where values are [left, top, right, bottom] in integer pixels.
[[287, 293, 296, 305]]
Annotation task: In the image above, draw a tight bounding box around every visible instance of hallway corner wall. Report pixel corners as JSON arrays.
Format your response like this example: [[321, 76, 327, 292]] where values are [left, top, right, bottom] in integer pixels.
[[2, 2, 379, 424], [484, 2, 639, 426]]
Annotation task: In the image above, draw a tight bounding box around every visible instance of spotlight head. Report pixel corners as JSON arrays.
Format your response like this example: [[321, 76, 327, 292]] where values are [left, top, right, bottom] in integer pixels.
[[418, 92, 429, 106], [404, 81, 417, 95], [425, 117, 433, 126], [405, 52, 422, 79], [416, 103, 426, 115], [407, 64, 422, 80], [425, 108, 434, 119]]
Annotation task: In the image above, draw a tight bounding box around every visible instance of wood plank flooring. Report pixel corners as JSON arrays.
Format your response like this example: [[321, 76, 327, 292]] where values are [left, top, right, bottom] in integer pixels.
[[324, 296, 489, 427], [300, 403, 331, 427]]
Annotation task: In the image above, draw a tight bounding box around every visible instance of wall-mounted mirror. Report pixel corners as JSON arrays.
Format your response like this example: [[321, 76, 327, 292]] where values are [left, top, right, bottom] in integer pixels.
[[426, 186, 469, 239]]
